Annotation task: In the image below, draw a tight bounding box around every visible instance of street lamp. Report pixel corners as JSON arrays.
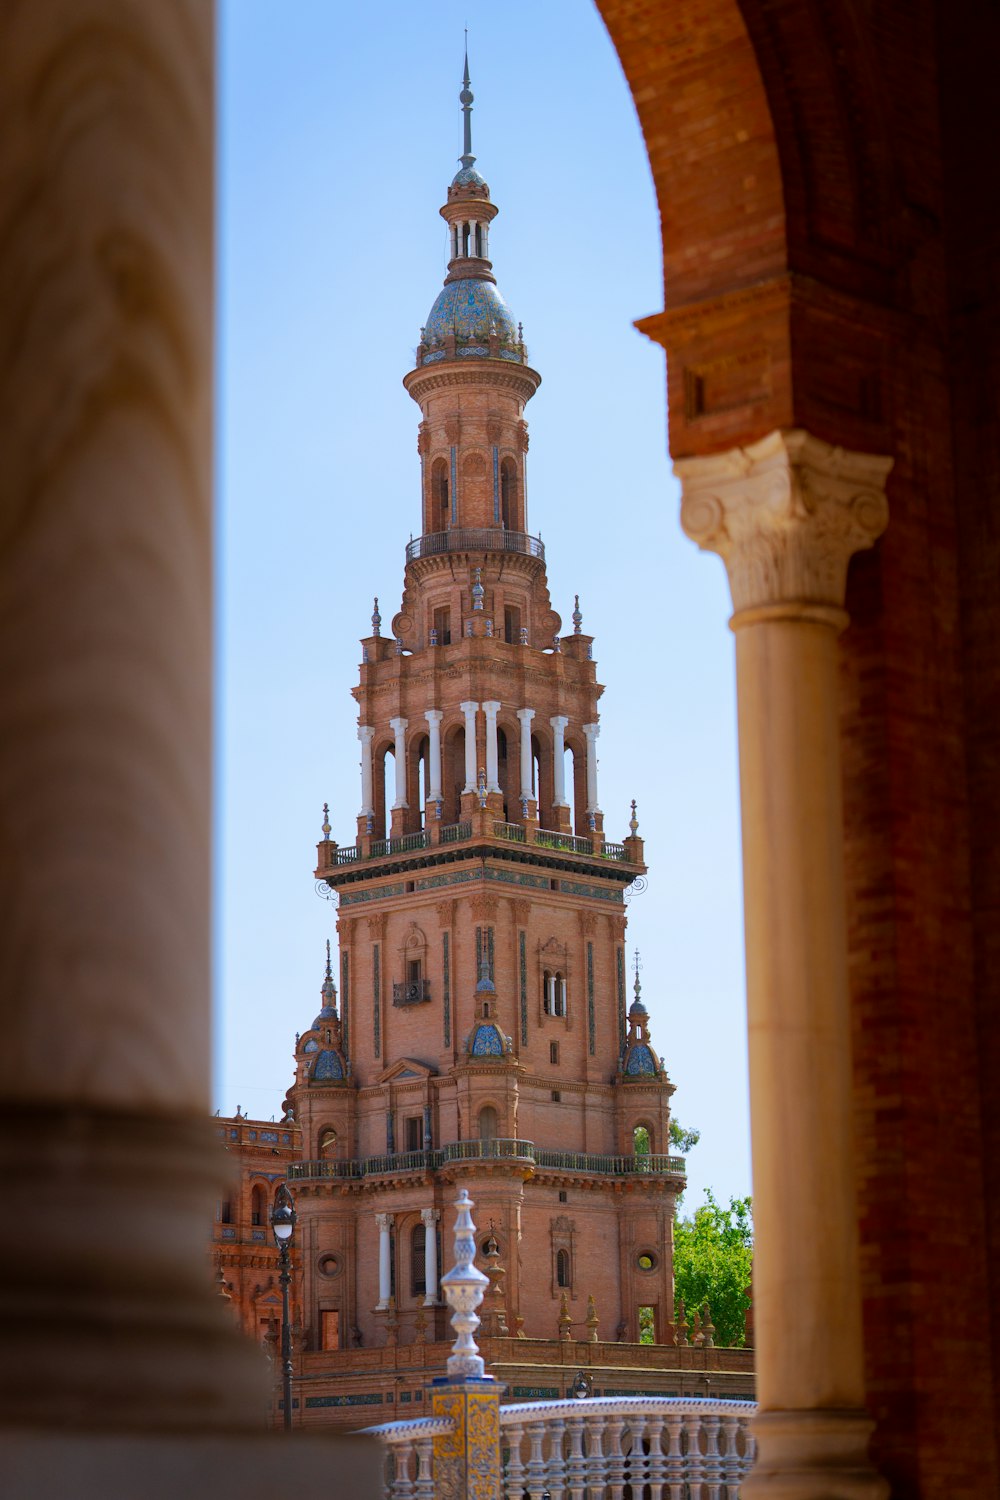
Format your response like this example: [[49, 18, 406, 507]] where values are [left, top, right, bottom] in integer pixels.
[[271, 1182, 297, 1431]]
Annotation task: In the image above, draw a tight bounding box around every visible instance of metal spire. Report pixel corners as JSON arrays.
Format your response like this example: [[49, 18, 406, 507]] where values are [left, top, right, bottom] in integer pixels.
[[459, 35, 475, 169]]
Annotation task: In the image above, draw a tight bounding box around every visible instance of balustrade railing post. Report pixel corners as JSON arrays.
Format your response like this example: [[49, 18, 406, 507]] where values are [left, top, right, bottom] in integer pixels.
[[394, 1439, 416, 1500], [504, 1419, 526, 1500], [414, 1436, 435, 1500], [565, 1414, 587, 1500], [664, 1410, 685, 1500], [525, 1420, 548, 1500], [583, 1411, 607, 1500], [545, 1414, 567, 1499], [646, 1412, 667, 1499], [721, 1414, 742, 1498], [604, 1415, 627, 1500]]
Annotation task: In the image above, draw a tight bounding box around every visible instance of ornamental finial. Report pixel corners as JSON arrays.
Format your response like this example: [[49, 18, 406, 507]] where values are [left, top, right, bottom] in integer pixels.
[[321, 802, 331, 840], [459, 36, 475, 170], [471, 566, 485, 610], [440, 1187, 491, 1379], [633, 949, 643, 1001], [629, 798, 639, 836], [372, 597, 381, 637], [572, 595, 583, 634], [325, 939, 333, 982]]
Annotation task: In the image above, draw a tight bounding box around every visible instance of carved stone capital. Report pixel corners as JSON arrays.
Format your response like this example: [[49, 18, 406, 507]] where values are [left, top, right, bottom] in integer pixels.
[[675, 429, 892, 620]]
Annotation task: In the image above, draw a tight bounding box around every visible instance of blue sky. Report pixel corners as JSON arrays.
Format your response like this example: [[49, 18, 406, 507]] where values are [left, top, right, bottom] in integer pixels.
[[217, 0, 751, 1209]]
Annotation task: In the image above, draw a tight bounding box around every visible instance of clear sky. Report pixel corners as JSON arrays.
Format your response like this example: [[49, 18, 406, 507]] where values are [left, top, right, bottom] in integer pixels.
[[217, 0, 751, 1210]]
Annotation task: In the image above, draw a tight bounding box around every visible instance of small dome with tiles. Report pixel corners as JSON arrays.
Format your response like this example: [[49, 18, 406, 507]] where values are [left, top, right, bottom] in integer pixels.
[[422, 279, 520, 363]]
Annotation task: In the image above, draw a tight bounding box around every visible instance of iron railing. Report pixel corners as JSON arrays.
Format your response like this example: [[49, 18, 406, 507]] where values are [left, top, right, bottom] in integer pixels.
[[371, 831, 429, 858], [406, 528, 545, 564], [289, 1142, 685, 1183], [440, 821, 472, 844], [392, 979, 432, 1006], [493, 821, 526, 842], [535, 829, 594, 855]]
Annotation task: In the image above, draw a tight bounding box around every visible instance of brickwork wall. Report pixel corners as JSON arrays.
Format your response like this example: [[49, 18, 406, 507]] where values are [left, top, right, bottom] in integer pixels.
[[597, 1, 1000, 1494]]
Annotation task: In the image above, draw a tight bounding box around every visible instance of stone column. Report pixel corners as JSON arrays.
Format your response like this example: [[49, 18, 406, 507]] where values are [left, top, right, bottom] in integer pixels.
[[460, 701, 479, 793], [376, 1213, 394, 1309], [483, 700, 502, 792], [421, 1207, 440, 1306], [583, 722, 600, 813], [550, 715, 570, 806], [677, 428, 892, 1500], [389, 716, 408, 809], [358, 724, 375, 816], [517, 707, 535, 799], [425, 709, 443, 803], [0, 6, 381, 1493]]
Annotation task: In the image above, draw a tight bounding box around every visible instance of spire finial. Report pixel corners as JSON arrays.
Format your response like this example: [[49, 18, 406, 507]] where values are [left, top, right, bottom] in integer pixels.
[[633, 949, 643, 1000], [572, 595, 583, 634], [372, 596, 381, 637], [325, 939, 332, 982], [459, 37, 475, 169]]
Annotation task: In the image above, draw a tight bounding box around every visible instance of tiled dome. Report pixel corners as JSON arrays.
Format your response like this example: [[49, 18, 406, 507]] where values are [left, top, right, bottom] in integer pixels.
[[423, 278, 517, 352]]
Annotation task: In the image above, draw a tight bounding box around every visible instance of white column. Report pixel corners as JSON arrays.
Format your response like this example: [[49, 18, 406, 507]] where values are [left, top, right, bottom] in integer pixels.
[[389, 717, 408, 809], [583, 723, 600, 813], [558, 977, 567, 1017], [376, 1212, 394, 1309], [517, 708, 535, 800], [483, 701, 501, 792], [547, 975, 558, 1014], [460, 701, 479, 793], [425, 710, 443, 802], [358, 724, 375, 816], [421, 1208, 440, 1306], [550, 715, 570, 806], [677, 428, 892, 1500]]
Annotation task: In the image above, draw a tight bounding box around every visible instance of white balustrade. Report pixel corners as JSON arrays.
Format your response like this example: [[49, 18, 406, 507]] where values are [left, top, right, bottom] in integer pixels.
[[364, 1397, 757, 1500]]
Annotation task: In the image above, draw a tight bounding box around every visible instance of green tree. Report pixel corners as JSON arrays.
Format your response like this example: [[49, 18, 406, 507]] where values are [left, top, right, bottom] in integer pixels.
[[669, 1118, 701, 1155], [673, 1191, 753, 1348]]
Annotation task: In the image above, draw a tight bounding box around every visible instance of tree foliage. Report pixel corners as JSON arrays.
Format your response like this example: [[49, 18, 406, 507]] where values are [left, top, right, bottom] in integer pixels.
[[673, 1191, 753, 1348], [669, 1118, 701, 1155]]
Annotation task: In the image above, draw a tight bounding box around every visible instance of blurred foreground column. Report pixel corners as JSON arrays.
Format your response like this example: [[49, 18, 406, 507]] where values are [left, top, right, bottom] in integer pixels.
[[677, 430, 891, 1500], [0, 3, 376, 1494]]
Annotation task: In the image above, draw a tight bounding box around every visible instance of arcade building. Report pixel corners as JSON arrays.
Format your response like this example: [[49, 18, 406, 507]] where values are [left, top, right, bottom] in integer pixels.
[[212, 64, 754, 1427]]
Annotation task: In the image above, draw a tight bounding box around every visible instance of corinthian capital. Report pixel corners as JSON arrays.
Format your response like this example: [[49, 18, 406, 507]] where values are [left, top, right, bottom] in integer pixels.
[[675, 429, 892, 618]]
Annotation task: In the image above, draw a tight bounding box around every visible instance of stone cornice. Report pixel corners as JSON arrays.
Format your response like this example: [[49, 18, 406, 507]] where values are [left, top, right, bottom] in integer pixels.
[[675, 428, 892, 619], [403, 362, 541, 403]]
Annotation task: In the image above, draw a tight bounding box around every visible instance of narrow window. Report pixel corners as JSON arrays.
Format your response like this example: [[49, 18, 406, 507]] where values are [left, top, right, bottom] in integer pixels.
[[504, 605, 520, 644], [321, 1309, 340, 1350], [550, 1041, 559, 1065], [500, 458, 516, 529], [405, 1116, 423, 1152], [638, 1306, 656, 1345], [542, 969, 551, 1014], [433, 605, 452, 645], [411, 1223, 427, 1298], [479, 1105, 498, 1143], [556, 1249, 571, 1288], [219, 1199, 232, 1225], [432, 459, 449, 526], [250, 1184, 265, 1226]]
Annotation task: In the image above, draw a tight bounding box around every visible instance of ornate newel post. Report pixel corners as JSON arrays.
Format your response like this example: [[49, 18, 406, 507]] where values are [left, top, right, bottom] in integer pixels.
[[676, 429, 892, 1500], [432, 1187, 502, 1500]]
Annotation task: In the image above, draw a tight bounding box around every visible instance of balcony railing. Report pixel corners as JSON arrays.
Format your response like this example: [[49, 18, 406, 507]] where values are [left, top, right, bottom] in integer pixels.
[[392, 979, 432, 1006], [535, 829, 594, 855], [532, 1149, 686, 1176], [406, 528, 544, 565], [440, 821, 472, 844], [437, 1138, 535, 1164], [365, 1397, 756, 1499], [371, 831, 429, 857], [493, 820, 526, 842], [602, 840, 626, 860], [289, 1141, 685, 1183]]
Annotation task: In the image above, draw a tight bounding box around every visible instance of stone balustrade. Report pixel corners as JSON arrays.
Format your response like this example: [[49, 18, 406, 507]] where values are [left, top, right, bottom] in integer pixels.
[[364, 1395, 756, 1499]]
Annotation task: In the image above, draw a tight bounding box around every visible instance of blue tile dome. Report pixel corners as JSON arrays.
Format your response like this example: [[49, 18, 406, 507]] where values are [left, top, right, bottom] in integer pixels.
[[423, 278, 517, 355], [451, 165, 488, 191]]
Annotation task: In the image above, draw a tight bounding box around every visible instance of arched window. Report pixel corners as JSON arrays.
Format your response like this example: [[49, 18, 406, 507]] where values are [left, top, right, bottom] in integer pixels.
[[564, 744, 577, 830], [556, 1249, 571, 1289], [479, 1105, 498, 1143], [633, 1124, 651, 1157], [381, 744, 395, 837], [411, 1222, 426, 1299], [553, 971, 566, 1018], [250, 1184, 265, 1226], [318, 1126, 338, 1158], [542, 968, 551, 1013], [431, 458, 449, 527]]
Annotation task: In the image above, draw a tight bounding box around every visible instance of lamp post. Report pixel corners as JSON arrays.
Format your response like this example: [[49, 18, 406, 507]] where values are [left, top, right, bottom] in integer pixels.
[[271, 1183, 297, 1432]]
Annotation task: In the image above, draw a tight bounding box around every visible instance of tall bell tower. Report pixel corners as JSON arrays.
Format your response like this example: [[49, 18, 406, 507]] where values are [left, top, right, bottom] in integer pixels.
[[290, 55, 685, 1365]]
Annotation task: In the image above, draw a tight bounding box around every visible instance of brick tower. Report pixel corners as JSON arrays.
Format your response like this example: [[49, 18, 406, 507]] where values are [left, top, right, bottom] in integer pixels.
[[289, 56, 685, 1376]]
